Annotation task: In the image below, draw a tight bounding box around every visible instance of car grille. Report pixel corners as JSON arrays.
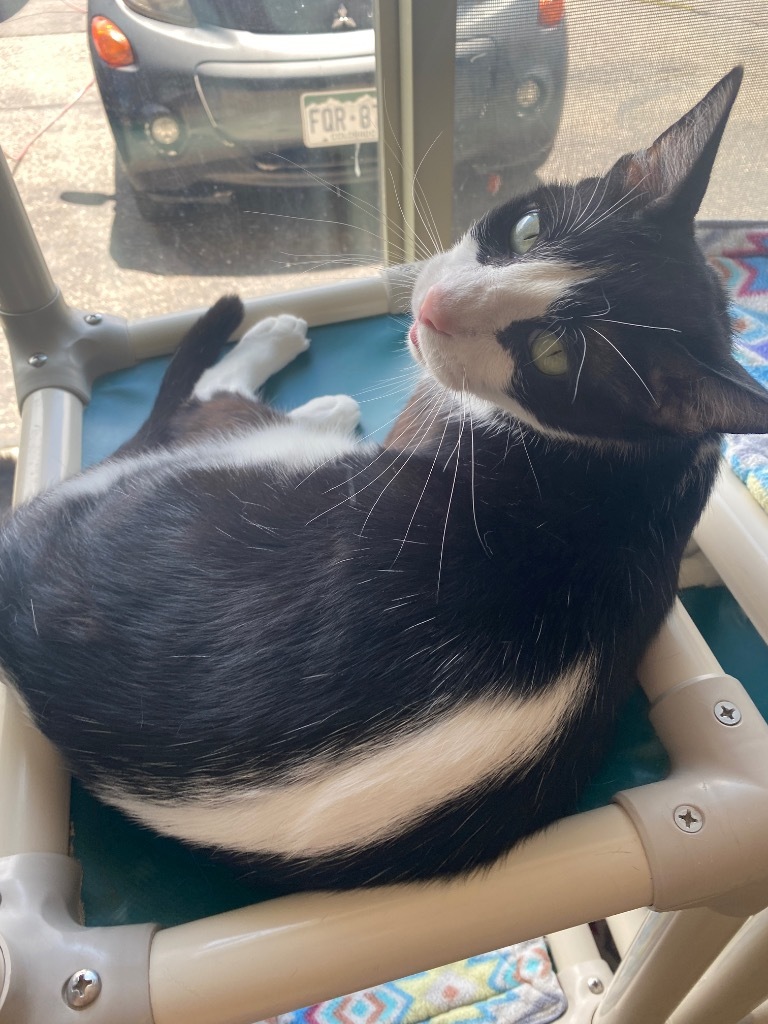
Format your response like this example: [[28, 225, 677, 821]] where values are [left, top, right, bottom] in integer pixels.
[[197, 0, 374, 34], [196, 68, 375, 145]]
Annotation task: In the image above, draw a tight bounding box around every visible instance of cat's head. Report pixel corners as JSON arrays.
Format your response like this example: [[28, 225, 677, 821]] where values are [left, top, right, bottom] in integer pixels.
[[410, 66, 768, 442]]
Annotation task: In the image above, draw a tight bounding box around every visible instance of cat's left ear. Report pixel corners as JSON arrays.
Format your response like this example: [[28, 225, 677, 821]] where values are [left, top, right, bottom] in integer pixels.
[[614, 66, 743, 221], [652, 344, 768, 436]]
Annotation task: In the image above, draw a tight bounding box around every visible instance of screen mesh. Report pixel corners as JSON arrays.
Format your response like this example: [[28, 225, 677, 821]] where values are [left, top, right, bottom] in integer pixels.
[[453, 0, 768, 227]]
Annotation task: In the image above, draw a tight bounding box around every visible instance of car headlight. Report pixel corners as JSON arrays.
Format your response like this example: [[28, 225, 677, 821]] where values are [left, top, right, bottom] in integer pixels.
[[123, 0, 196, 26]]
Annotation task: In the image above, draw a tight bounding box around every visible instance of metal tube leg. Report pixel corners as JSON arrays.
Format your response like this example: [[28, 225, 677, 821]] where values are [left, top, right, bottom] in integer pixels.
[[0, 389, 82, 858], [606, 908, 650, 959], [547, 925, 613, 1023], [0, 148, 57, 315], [740, 1000, 768, 1024], [669, 908, 768, 1024], [593, 907, 746, 1024]]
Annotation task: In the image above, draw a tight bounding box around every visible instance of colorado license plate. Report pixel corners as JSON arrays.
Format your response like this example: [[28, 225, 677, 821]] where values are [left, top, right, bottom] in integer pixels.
[[300, 89, 378, 148]]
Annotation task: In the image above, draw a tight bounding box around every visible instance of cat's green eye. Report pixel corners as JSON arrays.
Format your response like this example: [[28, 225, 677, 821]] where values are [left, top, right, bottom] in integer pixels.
[[529, 330, 568, 376], [511, 211, 540, 255]]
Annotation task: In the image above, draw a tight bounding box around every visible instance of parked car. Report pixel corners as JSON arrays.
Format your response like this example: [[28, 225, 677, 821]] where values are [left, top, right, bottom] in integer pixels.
[[87, 0, 567, 221]]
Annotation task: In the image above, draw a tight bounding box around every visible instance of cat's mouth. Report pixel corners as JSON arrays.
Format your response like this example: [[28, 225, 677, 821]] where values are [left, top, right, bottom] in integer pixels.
[[408, 322, 425, 363]]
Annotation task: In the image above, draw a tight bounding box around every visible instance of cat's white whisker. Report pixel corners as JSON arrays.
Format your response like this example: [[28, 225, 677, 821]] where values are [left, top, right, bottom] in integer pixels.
[[387, 168, 434, 262], [391, 394, 457, 567], [293, 374, 428, 490], [244, 208, 406, 259], [569, 174, 606, 234], [260, 150, 422, 262], [589, 316, 682, 333], [517, 422, 542, 499], [580, 174, 650, 234], [412, 133, 445, 257], [436, 394, 467, 601], [351, 369, 421, 398], [572, 328, 588, 404], [541, 185, 564, 235], [378, 92, 441, 260], [306, 390, 444, 520], [277, 254, 383, 267], [320, 386, 440, 494], [358, 390, 449, 538], [587, 324, 658, 405], [562, 185, 584, 236], [357, 383, 420, 405], [466, 388, 492, 559]]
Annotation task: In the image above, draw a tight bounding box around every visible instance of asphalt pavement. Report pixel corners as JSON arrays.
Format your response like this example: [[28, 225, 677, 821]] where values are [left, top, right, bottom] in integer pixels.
[[0, 0, 766, 450]]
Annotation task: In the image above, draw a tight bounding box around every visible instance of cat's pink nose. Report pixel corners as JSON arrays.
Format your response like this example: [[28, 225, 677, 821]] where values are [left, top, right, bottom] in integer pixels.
[[418, 286, 453, 336]]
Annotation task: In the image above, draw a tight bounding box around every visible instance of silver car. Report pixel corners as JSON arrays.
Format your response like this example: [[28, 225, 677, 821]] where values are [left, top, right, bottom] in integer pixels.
[[87, 0, 567, 219]]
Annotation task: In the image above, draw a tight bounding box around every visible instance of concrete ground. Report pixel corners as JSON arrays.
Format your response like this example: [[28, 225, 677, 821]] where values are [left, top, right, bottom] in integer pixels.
[[1, 0, 766, 451]]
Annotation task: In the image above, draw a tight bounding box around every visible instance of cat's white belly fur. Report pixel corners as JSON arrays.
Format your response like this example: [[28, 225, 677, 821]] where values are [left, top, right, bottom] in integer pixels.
[[41, 423, 364, 509], [107, 659, 592, 858]]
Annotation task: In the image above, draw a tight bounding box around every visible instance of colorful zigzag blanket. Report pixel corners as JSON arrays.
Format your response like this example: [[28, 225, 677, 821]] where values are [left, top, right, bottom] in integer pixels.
[[700, 225, 768, 511], [261, 940, 566, 1024]]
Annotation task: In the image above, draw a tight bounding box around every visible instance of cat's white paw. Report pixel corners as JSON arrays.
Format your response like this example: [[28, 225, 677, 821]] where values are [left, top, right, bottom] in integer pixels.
[[193, 314, 309, 401], [289, 394, 361, 435], [241, 314, 310, 361]]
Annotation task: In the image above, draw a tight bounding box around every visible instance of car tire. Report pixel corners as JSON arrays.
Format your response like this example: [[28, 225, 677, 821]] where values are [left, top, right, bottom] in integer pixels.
[[113, 153, 184, 223], [131, 187, 180, 223]]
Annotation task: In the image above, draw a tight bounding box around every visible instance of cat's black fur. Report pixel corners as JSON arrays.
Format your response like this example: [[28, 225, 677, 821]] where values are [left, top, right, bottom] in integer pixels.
[[1, 68, 765, 892]]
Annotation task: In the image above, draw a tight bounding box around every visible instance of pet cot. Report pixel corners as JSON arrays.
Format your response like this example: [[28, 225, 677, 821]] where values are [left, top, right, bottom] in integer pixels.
[[3, 2, 768, 1022]]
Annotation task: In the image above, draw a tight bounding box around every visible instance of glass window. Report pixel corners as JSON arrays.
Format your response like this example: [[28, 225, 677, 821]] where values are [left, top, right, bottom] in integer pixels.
[[0, 0, 384, 327], [3, 0, 768, 451]]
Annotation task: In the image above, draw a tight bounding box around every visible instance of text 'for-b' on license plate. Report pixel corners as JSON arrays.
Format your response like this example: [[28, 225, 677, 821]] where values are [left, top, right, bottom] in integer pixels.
[[300, 89, 378, 148]]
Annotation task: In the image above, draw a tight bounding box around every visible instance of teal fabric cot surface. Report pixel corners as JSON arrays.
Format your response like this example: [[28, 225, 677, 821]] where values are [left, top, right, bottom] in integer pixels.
[[73, 312, 768, 927]]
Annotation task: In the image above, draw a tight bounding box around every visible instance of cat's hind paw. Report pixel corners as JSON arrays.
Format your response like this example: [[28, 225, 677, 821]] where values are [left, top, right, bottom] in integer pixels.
[[289, 394, 361, 435]]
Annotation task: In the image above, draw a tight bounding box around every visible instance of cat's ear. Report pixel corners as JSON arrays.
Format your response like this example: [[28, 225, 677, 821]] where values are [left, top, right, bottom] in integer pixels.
[[651, 344, 768, 435], [613, 66, 743, 221]]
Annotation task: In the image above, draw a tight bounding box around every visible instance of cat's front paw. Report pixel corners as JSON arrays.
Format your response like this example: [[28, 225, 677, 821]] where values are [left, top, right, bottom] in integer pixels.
[[241, 314, 310, 363], [193, 313, 310, 400], [289, 394, 361, 435]]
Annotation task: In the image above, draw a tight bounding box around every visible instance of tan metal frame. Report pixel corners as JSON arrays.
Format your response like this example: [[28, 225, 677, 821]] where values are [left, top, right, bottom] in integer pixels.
[[375, 0, 456, 263]]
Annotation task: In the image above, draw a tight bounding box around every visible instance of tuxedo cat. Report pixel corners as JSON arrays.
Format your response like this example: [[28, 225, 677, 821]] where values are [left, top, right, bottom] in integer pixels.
[[0, 67, 764, 891]]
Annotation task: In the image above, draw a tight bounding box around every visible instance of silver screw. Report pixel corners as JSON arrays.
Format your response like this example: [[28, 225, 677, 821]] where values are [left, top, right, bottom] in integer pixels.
[[587, 977, 604, 995], [674, 805, 704, 833], [27, 353, 47, 368], [63, 969, 102, 1009], [84, 313, 103, 325], [714, 701, 742, 726]]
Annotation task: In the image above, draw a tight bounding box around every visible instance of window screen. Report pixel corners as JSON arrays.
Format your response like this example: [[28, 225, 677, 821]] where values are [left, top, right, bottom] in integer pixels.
[[452, 0, 768, 233]]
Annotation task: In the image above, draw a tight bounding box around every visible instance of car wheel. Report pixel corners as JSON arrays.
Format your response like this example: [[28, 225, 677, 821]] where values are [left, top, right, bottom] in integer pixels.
[[113, 153, 186, 223]]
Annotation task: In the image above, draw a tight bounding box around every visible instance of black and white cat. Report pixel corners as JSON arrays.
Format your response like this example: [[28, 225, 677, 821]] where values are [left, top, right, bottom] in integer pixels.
[[0, 67, 764, 891]]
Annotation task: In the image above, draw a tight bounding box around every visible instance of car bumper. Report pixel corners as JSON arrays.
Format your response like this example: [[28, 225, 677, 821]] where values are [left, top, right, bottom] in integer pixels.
[[89, 3, 566, 198]]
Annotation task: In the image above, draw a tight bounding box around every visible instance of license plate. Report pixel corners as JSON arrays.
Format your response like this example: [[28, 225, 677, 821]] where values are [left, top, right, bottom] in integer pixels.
[[300, 89, 378, 148]]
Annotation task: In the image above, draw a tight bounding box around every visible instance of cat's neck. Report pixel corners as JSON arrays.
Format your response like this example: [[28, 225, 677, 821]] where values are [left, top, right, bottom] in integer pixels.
[[416, 394, 719, 524], [387, 380, 720, 520]]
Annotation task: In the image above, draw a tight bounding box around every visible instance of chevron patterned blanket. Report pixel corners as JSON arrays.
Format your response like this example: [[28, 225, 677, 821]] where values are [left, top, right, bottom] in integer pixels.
[[261, 940, 566, 1024], [701, 225, 768, 510]]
